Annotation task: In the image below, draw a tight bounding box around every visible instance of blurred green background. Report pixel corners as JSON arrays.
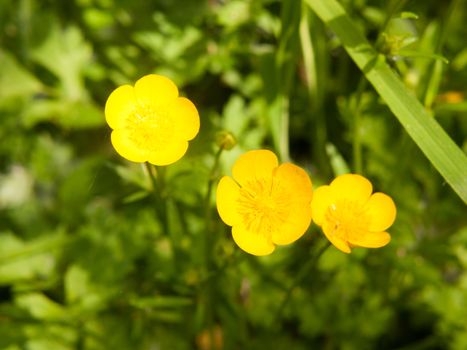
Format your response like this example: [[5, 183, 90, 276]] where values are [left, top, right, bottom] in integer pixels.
[[0, 0, 466, 349]]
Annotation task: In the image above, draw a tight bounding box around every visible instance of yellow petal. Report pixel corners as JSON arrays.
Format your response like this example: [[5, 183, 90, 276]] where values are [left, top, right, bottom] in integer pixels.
[[146, 139, 188, 166], [366, 193, 396, 232], [324, 232, 351, 254], [232, 150, 278, 187], [311, 185, 335, 226], [270, 163, 313, 245], [105, 85, 136, 129], [111, 130, 147, 162], [322, 220, 351, 253], [348, 231, 391, 248], [168, 97, 200, 140], [271, 203, 312, 245], [330, 173, 372, 203], [216, 176, 242, 226], [134, 74, 178, 107], [232, 225, 275, 256], [272, 163, 313, 200]]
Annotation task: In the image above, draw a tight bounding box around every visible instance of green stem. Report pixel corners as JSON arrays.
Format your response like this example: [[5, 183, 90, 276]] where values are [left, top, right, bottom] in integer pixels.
[[205, 147, 224, 226], [279, 96, 290, 163], [144, 162, 158, 191], [199, 249, 241, 284], [203, 146, 226, 267], [270, 0, 301, 162], [144, 162, 169, 234], [352, 0, 407, 174], [202, 145, 225, 273], [352, 78, 368, 174], [199, 146, 226, 340], [300, 3, 331, 176], [275, 240, 331, 321], [0, 235, 68, 265], [422, 0, 459, 109], [374, 0, 409, 50], [353, 0, 407, 174]]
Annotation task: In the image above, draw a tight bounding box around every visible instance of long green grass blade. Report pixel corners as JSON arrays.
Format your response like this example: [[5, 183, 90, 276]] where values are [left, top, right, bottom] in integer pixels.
[[306, 0, 467, 202]]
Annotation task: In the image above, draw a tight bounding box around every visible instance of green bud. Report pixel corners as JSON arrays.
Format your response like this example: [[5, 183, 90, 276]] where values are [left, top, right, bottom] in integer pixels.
[[215, 131, 236, 150]]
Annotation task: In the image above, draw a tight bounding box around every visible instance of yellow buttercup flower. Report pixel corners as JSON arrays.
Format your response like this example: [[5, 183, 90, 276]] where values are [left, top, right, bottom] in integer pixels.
[[216, 150, 313, 256], [311, 173, 396, 254], [105, 74, 200, 165]]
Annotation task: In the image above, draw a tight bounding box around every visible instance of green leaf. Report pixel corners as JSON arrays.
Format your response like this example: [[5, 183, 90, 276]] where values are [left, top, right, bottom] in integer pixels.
[[22, 99, 104, 129], [64, 264, 106, 311], [58, 157, 103, 224], [306, 0, 467, 202], [398, 11, 419, 20], [0, 232, 66, 284], [64, 265, 89, 304], [15, 293, 68, 321], [129, 295, 192, 309], [325, 143, 350, 176], [0, 50, 42, 100], [396, 50, 449, 64], [222, 94, 249, 133], [31, 25, 92, 100]]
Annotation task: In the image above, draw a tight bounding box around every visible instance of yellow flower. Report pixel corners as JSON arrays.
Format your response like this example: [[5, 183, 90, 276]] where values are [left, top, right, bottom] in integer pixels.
[[311, 173, 396, 254], [105, 74, 200, 165], [216, 150, 313, 256]]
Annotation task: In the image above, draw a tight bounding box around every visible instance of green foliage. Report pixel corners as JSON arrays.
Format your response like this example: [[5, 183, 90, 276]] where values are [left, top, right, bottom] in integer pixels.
[[0, 0, 465, 349]]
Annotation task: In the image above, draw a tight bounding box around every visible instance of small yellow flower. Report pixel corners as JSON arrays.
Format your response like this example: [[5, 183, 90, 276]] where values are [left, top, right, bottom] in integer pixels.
[[311, 173, 396, 254], [216, 150, 313, 256], [105, 74, 200, 165]]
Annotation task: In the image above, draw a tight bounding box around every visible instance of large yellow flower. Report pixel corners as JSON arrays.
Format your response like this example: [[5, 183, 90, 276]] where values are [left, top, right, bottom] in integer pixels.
[[216, 150, 313, 256], [105, 74, 200, 165], [311, 173, 396, 254]]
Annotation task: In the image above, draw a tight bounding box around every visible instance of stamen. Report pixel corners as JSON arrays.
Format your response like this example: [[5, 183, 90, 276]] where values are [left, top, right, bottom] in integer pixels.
[[325, 200, 370, 240], [126, 104, 174, 151], [237, 179, 290, 237]]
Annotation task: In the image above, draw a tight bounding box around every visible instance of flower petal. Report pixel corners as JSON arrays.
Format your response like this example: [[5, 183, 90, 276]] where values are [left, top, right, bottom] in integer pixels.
[[348, 231, 391, 248], [232, 225, 275, 256], [322, 220, 351, 253], [232, 150, 278, 187], [271, 203, 312, 245], [111, 130, 147, 162], [134, 74, 178, 107], [310, 185, 335, 227], [105, 85, 136, 129], [366, 193, 396, 232], [270, 163, 313, 245], [272, 163, 313, 200], [216, 176, 242, 226], [168, 97, 200, 140], [146, 139, 188, 166], [330, 174, 372, 203]]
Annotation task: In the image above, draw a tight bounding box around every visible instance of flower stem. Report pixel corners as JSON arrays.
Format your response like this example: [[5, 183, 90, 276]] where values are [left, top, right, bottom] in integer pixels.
[[352, 78, 367, 174], [274, 239, 331, 321], [205, 146, 224, 225], [144, 162, 169, 235], [199, 145, 226, 342], [201, 145, 226, 276]]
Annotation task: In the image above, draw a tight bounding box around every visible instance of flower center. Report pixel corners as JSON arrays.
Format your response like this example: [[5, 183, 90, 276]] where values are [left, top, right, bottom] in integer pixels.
[[324, 200, 370, 241], [237, 179, 289, 237], [126, 104, 174, 152]]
